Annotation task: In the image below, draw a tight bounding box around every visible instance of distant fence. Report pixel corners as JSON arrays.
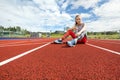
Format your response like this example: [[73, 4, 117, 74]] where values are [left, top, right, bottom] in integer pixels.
[[0, 31, 44, 39], [0, 31, 30, 38]]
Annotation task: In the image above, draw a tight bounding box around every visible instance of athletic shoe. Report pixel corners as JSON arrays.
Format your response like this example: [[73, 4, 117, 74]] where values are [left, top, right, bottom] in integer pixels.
[[54, 39, 63, 44], [67, 41, 74, 47], [67, 39, 77, 47]]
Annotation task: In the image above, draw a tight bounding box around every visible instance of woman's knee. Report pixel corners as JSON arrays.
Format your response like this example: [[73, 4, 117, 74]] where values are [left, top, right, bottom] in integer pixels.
[[77, 36, 87, 44]]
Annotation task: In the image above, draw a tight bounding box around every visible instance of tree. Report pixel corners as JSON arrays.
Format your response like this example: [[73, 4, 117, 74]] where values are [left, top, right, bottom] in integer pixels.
[[0, 26, 4, 31], [16, 26, 21, 32]]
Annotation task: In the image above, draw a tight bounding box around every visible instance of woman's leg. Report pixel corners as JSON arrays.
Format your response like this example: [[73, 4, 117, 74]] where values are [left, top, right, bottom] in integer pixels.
[[54, 30, 76, 44], [77, 31, 87, 44], [62, 30, 76, 40], [77, 34, 87, 44], [66, 32, 87, 46]]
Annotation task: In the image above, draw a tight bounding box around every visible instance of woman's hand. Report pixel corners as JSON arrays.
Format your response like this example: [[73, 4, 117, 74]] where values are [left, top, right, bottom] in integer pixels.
[[75, 33, 79, 37]]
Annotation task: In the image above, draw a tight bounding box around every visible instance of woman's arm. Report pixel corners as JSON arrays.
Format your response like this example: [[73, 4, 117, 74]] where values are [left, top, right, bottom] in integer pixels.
[[76, 23, 86, 36]]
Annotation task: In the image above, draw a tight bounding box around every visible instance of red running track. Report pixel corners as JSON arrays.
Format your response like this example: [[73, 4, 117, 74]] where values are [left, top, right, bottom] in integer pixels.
[[0, 38, 120, 80]]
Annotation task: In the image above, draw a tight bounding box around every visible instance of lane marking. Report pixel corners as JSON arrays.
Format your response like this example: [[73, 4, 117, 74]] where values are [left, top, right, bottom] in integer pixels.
[[0, 39, 54, 47], [90, 39, 120, 41], [98, 39, 120, 41], [0, 39, 41, 46], [90, 40, 120, 45], [0, 41, 29, 45], [0, 39, 43, 45], [0, 42, 52, 66], [0, 42, 49, 47], [99, 41, 120, 44], [86, 43, 120, 55]]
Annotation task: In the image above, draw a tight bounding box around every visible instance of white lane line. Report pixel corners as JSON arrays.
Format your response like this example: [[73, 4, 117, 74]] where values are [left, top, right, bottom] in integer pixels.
[[90, 40, 120, 45], [0, 41, 29, 45], [100, 41, 120, 44], [0, 39, 42, 46], [97, 39, 120, 41], [86, 43, 120, 55], [0, 42, 52, 66], [0, 42, 49, 47]]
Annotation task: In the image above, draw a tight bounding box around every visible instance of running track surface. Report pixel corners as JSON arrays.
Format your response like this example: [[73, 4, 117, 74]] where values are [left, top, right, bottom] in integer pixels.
[[0, 38, 120, 80]]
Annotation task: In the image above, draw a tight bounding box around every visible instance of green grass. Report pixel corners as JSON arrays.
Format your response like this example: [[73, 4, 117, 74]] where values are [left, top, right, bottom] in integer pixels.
[[42, 33, 120, 39], [51, 33, 63, 38], [49, 33, 120, 39], [88, 34, 120, 39], [1, 33, 119, 39], [42, 33, 63, 38], [0, 34, 30, 38]]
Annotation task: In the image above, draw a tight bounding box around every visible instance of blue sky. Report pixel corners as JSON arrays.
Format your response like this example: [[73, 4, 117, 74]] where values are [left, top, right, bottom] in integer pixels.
[[0, 0, 120, 32]]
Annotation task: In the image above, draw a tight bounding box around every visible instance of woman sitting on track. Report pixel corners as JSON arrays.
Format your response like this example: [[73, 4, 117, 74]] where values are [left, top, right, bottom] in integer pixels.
[[54, 14, 87, 47]]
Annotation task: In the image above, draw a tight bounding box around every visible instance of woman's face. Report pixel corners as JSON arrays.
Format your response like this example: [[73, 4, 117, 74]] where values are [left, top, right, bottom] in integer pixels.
[[75, 16, 81, 24]]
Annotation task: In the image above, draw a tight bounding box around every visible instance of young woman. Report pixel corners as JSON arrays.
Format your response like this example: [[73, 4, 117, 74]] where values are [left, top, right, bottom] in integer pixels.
[[54, 15, 87, 47]]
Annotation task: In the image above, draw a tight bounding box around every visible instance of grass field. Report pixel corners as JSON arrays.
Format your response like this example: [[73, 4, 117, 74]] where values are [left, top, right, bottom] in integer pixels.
[[48, 33, 120, 39], [88, 34, 120, 39], [0, 33, 120, 39]]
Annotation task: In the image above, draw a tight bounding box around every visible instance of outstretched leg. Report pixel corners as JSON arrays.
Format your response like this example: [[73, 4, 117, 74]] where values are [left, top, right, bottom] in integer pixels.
[[54, 30, 76, 44]]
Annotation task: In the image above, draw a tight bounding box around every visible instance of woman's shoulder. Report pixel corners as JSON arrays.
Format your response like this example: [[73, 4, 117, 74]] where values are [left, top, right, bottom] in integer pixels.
[[76, 23, 85, 27], [81, 23, 85, 26], [79, 23, 85, 27]]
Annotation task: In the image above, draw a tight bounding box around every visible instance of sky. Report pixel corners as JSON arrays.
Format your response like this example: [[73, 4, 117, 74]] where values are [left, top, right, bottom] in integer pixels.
[[0, 0, 120, 32]]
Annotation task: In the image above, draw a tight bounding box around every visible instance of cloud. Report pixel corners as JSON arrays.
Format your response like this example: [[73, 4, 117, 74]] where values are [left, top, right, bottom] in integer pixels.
[[94, 0, 120, 18], [87, 0, 120, 32], [0, 0, 120, 32], [0, 0, 73, 32], [71, 0, 99, 9], [33, 0, 59, 12]]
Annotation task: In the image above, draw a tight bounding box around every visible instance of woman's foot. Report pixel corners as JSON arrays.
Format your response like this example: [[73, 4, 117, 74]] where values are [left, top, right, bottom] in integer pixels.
[[54, 39, 63, 44], [67, 39, 77, 47]]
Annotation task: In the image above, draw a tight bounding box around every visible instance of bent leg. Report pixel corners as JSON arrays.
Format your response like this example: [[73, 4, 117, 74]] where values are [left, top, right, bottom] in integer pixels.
[[77, 35, 87, 44], [66, 31, 87, 46], [62, 30, 76, 40], [77, 31, 87, 44]]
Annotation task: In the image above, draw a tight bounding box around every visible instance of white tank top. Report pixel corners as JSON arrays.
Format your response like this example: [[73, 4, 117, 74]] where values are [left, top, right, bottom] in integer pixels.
[[75, 23, 84, 33]]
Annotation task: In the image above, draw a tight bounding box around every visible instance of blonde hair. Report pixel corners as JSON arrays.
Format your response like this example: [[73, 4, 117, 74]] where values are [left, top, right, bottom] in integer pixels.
[[75, 15, 81, 26]]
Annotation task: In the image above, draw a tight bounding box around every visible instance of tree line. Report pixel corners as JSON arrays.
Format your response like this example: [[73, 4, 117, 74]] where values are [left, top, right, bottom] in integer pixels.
[[0, 25, 30, 34], [87, 31, 119, 35], [0, 25, 119, 35]]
